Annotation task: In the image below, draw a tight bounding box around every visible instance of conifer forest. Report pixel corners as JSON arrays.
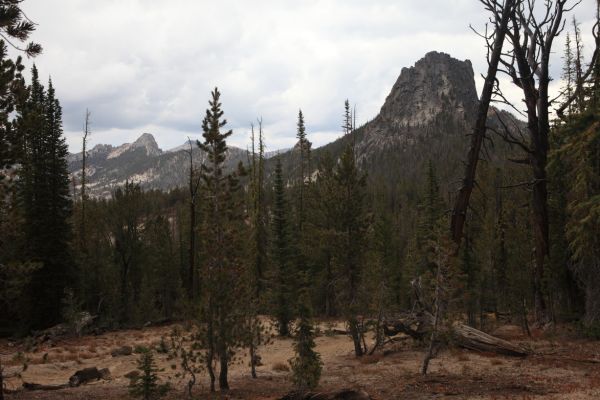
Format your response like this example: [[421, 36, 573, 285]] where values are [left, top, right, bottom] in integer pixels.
[[1, 0, 600, 399]]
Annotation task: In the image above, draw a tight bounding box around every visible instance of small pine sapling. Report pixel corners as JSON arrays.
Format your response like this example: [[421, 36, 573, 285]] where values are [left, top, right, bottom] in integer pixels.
[[129, 349, 169, 400], [289, 292, 322, 390]]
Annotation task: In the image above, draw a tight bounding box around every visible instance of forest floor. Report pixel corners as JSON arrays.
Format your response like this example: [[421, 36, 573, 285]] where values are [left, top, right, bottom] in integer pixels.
[[1, 320, 600, 399]]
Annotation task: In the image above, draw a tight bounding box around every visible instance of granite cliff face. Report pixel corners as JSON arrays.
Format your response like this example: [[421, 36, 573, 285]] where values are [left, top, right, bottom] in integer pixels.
[[355, 52, 478, 163], [379, 51, 478, 128], [289, 51, 484, 188]]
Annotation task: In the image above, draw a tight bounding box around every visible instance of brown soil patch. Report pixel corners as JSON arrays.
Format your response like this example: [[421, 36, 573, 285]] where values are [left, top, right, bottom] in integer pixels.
[[2, 322, 600, 399]]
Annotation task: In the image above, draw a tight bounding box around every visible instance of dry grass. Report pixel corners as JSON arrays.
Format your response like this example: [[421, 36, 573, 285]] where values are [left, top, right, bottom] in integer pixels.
[[3, 322, 600, 399]]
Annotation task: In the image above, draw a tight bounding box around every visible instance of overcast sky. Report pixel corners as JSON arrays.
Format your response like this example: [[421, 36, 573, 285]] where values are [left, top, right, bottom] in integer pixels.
[[19, 0, 597, 153]]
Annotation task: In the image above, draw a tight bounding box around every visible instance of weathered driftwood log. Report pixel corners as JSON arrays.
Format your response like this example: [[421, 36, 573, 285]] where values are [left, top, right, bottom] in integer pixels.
[[383, 313, 529, 357], [278, 389, 371, 400]]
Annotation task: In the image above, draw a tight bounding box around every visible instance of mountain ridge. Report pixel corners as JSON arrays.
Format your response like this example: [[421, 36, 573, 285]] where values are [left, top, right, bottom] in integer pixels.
[[69, 51, 510, 197]]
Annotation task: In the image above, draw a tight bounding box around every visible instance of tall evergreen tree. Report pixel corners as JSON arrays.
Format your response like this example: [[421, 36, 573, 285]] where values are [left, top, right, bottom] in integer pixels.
[[271, 156, 293, 336], [249, 120, 268, 301], [17, 69, 73, 329], [111, 181, 144, 325], [197, 87, 244, 391], [333, 145, 369, 356]]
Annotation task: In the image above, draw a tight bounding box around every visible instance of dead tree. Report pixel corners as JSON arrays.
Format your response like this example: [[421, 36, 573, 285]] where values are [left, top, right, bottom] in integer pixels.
[[421, 242, 450, 374], [80, 109, 91, 251], [186, 137, 202, 299], [487, 0, 582, 323], [423, 0, 516, 375], [451, 0, 516, 247]]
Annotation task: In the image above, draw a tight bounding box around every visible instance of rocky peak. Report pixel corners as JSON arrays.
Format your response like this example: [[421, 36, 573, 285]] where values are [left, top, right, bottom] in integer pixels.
[[106, 133, 162, 159], [131, 133, 161, 156], [379, 51, 478, 128]]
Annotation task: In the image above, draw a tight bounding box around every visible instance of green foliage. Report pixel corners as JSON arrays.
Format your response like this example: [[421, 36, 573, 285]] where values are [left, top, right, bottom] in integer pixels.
[[129, 349, 169, 400], [289, 293, 322, 390], [271, 156, 294, 336], [552, 107, 600, 325], [12, 66, 74, 330], [197, 87, 246, 391]]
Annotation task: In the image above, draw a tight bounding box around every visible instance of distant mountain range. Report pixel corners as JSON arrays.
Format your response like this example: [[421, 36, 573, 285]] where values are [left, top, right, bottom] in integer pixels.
[[69, 51, 518, 198]]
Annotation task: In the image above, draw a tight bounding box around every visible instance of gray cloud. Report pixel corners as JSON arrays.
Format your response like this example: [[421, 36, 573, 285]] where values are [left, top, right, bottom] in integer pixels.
[[19, 0, 597, 152]]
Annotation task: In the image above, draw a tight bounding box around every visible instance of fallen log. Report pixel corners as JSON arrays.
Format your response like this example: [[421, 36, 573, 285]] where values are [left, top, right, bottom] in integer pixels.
[[23, 382, 69, 391], [69, 367, 111, 387], [452, 322, 529, 357], [383, 313, 529, 357], [278, 389, 371, 400]]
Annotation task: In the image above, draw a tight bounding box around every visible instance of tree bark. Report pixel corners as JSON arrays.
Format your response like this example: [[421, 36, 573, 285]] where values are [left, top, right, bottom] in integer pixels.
[[451, 0, 515, 247]]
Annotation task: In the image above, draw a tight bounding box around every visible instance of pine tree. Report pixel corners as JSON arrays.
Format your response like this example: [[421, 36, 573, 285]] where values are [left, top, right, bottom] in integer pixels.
[[572, 17, 585, 112], [415, 161, 445, 277], [271, 156, 293, 336], [111, 181, 144, 325], [293, 109, 312, 313], [333, 144, 369, 356], [562, 33, 575, 117], [129, 349, 167, 400], [289, 291, 322, 390], [295, 109, 311, 232], [198, 87, 244, 391], [245, 120, 269, 378], [249, 120, 268, 301], [17, 69, 74, 329], [311, 152, 338, 317], [553, 107, 600, 327]]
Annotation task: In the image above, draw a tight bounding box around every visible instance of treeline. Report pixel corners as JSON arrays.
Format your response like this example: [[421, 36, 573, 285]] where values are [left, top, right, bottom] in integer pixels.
[[1, 0, 600, 393]]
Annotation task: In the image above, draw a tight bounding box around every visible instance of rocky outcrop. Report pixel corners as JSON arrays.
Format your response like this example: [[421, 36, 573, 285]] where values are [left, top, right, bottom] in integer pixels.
[[353, 51, 479, 166], [68, 133, 247, 197]]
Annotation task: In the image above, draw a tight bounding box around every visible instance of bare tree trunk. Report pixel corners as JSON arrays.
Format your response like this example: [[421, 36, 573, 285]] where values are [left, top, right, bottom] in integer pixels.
[[249, 339, 257, 379], [348, 317, 364, 357], [206, 317, 215, 392], [186, 138, 200, 300], [1, 357, 4, 400], [80, 109, 90, 251], [219, 352, 229, 390], [451, 0, 515, 246], [422, 251, 445, 375]]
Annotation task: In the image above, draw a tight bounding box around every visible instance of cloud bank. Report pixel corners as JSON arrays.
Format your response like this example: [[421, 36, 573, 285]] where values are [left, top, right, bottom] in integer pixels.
[[20, 0, 598, 152]]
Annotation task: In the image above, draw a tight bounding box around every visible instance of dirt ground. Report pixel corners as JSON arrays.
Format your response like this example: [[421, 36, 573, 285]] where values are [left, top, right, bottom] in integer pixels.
[[2, 320, 600, 399]]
